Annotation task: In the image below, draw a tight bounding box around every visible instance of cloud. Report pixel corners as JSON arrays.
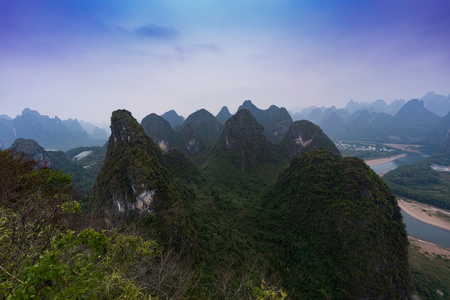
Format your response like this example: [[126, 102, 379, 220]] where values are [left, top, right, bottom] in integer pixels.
[[135, 23, 179, 39]]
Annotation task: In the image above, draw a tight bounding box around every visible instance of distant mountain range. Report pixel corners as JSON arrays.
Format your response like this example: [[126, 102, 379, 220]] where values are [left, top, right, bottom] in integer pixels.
[[296, 96, 450, 151], [0, 108, 108, 151]]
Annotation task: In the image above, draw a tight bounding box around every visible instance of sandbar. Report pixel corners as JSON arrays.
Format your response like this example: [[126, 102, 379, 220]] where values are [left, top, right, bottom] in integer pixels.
[[398, 199, 450, 231], [364, 153, 406, 167], [408, 236, 450, 256]]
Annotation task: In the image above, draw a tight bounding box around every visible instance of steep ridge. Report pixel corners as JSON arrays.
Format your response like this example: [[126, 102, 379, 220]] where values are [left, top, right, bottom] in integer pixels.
[[255, 149, 411, 298], [141, 113, 178, 152], [278, 120, 341, 160], [92, 110, 192, 243]]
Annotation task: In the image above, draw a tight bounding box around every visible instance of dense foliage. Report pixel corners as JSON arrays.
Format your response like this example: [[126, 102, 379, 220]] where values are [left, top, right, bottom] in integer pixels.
[[383, 152, 450, 209], [0, 149, 157, 298], [4, 105, 431, 298], [409, 245, 450, 299], [253, 149, 411, 298]]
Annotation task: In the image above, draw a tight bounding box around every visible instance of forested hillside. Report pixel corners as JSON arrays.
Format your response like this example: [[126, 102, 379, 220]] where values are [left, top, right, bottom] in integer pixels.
[[1, 107, 417, 298]]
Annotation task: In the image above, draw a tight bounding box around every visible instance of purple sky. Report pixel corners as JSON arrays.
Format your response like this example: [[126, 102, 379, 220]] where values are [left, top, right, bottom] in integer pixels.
[[1, 0, 449, 123]]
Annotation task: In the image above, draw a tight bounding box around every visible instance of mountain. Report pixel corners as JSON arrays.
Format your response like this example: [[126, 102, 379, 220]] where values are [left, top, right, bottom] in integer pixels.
[[420, 91, 450, 117], [179, 109, 222, 158], [387, 99, 406, 115], [2, 108, 107, 150], [78, 120, 109, 140], [161, 110, 185, 129], [11, 138, 53, 168], [344, 110, 395, 140], [203, 109, 284, 200], [210, 109, 278, 171], [345, 99, 402, 115], [141, 113, 178, 152], [291, 111, 304, 121], [256, 148, 411, 298], [10, 138, 104, 195], [62, 118, 85, 133], [92, 110, 192, 243], [215, 106, 232, 124], [0, 118, 14, 148], [394, 99, 440, 123], [438, 112, 450, 153], [318, 112, 347, 138], [0, 114, 12, 120], [392, 99, 441, 143], [237, 100, 293, 143], [266, 107, 293, 143], [278, 120, 341, 160]]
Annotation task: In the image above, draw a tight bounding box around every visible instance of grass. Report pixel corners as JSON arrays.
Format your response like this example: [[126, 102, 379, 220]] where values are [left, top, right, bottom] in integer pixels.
[[409, 244, 450, 299]]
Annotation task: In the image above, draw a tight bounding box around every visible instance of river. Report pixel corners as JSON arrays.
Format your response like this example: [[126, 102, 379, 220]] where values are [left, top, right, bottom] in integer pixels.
[[369, 153, 450, 248]]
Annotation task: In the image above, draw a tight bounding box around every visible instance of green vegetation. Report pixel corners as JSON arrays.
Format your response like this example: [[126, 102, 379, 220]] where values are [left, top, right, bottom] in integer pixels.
[[0, 149, 155, 298], [409, 245, 450, 299], [2, 107, 421, 298], [383, 152, 450, 209], [253, 149, 411, 298]]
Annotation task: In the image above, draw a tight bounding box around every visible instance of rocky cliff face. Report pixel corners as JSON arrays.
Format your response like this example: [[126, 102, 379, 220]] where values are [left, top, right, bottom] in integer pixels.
[[93, 110, 178, 219], [278, 120, 340, 160]]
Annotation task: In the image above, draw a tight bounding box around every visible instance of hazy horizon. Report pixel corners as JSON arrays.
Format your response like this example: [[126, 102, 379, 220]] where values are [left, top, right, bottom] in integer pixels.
[[1, 1, 449, 124]]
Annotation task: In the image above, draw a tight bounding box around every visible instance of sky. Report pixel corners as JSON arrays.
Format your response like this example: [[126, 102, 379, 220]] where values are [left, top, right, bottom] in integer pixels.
[[1, 0, 449, 124]]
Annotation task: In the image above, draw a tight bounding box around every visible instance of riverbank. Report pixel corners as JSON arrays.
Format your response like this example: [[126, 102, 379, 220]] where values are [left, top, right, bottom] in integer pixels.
[[364, 153, 407, 167], [398, 199, 450, 231], [408, 236, 450, 256]]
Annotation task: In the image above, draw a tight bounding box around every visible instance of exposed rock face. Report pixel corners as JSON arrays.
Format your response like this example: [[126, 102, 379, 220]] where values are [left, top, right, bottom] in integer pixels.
[[141, 113, 177, 152], [213, 109, 275, 171], [11, 138, 53, 168], [259, 149, 411, 298], [93, 110, 176, 218], [278, 120, 340, 160]]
